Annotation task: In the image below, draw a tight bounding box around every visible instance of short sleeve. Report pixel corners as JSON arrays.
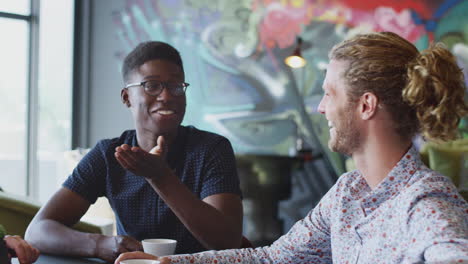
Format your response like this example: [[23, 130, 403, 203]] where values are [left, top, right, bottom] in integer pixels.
[[200, 137, 241, 199], [62, 140, 108, 204]]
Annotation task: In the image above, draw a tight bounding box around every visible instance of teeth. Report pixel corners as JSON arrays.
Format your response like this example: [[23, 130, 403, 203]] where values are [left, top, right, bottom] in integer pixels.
[[157, 110, 174, 115]]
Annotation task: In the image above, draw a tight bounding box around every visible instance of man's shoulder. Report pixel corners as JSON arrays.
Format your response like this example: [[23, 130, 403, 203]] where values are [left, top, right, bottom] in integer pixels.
[[406, 167, 456, 194], [183, 125, 230, 146], [94, 130, 136, 149], [399, 167, 466, 209]]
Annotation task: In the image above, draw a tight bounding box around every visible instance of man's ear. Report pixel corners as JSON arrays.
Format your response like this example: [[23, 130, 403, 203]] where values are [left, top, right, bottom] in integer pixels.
[[359, 92, 378, 120], [121, 89, 131, 107]]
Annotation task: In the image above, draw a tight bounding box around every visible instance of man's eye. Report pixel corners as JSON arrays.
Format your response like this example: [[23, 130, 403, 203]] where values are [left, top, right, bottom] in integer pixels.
[[167, 83, 182, 89], [146, 82, 161, 90]]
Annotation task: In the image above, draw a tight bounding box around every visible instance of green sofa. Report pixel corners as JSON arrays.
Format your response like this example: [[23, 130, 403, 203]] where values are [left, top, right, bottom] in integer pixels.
[[420, 138, 468, 200], [0, 191, 102, 237]]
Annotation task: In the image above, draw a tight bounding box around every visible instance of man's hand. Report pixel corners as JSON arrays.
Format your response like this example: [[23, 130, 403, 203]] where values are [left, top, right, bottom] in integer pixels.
[[115, 136, 171, 180], [149, 136, 168, 157], [4, 235, 40, 264], [114, 251, 171, 264], [95, 235, 143, 263]]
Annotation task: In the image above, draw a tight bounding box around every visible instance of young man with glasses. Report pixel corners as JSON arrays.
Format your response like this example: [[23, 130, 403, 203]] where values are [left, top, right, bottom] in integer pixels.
[[26, 41, 243, 263]]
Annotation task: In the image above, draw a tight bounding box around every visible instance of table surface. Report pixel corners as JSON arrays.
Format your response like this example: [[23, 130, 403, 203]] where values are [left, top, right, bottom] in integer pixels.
[[12, 254, 106, 264]]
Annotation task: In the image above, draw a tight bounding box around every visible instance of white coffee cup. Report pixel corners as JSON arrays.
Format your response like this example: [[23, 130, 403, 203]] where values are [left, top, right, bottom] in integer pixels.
[[120, 260, 160, 264], [142, 239, 177, 256]]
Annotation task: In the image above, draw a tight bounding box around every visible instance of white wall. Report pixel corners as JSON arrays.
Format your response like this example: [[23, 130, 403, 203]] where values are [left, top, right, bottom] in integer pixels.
[[85, 0, 133, 146]]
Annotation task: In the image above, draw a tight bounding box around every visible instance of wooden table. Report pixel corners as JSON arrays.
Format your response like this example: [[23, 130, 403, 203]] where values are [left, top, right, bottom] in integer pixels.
[[12, 254, 106, 264]]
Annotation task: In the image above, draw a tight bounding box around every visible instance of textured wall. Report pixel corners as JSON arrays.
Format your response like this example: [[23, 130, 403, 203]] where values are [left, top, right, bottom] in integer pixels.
[[86, 0, 468, 243], [107, 0, 468, 172]]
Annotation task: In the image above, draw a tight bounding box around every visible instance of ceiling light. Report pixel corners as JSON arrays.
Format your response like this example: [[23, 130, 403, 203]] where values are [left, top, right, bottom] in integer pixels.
[[285, 37, 306, 68]]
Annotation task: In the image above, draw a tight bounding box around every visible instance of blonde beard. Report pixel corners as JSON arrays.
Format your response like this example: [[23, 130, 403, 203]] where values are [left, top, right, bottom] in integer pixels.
[[328, 106, 361, 156]]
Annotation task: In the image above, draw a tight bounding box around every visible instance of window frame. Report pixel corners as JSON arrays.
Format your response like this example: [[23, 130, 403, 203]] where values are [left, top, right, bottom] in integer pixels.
[[1, 1, 41, 198]]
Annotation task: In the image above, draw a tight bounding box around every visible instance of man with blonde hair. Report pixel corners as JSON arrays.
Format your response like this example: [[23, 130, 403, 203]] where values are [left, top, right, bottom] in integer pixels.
[[116, 32, 468, 263]]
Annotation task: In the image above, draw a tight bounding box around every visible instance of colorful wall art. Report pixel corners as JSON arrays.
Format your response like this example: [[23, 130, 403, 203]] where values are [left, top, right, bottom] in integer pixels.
[[112, 0, 468, 175]]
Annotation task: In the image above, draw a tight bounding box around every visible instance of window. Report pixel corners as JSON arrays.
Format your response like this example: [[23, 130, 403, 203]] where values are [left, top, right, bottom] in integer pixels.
[[0, 0, 74, 203], [0, 1, 30, 15], [0, 4, 31, 196]]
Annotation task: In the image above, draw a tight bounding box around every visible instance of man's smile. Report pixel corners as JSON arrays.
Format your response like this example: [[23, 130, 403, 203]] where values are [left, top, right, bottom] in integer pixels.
[[156, 109, 175, 115]]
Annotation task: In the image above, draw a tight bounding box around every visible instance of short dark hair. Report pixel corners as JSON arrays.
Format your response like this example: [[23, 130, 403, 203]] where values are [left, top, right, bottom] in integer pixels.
[[122, 41, 184, 83]]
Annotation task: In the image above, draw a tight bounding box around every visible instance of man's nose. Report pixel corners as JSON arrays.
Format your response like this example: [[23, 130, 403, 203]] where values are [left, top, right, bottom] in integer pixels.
[[157, 86, 174, 101], [317, 98, 326, 114]]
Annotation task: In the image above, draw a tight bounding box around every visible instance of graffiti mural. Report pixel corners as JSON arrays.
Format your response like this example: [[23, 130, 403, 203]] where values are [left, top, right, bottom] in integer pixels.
[[112, 0, 468, 176]]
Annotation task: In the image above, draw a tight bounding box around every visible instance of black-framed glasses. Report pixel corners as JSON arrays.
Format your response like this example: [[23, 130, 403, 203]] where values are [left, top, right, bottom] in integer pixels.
[[124, 80, 189, 97]]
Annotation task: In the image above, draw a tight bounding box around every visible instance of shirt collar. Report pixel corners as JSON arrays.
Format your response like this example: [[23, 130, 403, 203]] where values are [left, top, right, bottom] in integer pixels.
[[131, 126, 187, 169], [167, 126, 187, 169], [360, 145, 423, 212]]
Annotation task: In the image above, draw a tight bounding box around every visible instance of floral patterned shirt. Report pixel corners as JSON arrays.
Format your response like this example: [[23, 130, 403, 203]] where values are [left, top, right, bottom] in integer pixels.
[[170, 146, 468, 263]]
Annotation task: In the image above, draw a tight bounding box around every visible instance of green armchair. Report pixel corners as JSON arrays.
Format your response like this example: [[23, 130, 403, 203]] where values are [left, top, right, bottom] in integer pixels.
[[0, 191, 102, 237], [420, 138, 468, 200]]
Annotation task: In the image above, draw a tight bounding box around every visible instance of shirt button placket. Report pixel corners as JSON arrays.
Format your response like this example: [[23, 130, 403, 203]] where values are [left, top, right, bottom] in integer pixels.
[[352, 225, 363, 264]]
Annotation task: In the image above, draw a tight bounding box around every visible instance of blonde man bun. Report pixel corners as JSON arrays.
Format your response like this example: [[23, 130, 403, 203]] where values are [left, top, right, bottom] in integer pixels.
[[404, 43, 468, 141], [330, 32, 468, 142]]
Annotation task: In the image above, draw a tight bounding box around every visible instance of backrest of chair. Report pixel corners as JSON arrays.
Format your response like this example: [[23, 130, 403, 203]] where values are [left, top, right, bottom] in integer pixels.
[[0, 192, 40, 237], [420, 138, 468, 201], [0, 191, 103, 236], [241, 236, 254, 248]]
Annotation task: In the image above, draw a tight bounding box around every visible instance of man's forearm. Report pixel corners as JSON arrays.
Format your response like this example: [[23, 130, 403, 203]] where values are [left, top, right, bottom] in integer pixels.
[[148, 174, 242, 250], [26, 219, 101, 257], [168, 248, 264, 264]]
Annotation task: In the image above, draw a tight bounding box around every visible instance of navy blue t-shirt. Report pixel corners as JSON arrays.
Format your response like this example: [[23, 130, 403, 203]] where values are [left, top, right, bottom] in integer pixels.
[[63, 125, 241, 253]]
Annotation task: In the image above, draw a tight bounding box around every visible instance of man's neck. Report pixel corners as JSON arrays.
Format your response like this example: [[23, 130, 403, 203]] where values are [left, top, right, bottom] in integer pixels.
[[136, 128, 177, 152], [352, 135, 412, 190]]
